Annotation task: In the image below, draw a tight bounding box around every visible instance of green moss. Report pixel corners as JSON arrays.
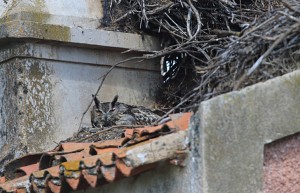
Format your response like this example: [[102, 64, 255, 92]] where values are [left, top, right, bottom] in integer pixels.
[[23, 60, 54, 152], [294, 72, 300, 86]]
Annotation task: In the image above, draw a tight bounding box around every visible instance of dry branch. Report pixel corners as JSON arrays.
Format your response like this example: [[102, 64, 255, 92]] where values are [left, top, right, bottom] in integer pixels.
[[81, 0, 300, 133]]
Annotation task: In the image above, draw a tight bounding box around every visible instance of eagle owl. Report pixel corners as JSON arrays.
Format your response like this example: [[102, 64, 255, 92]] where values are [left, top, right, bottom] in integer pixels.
[[91, 95, 160, 128]]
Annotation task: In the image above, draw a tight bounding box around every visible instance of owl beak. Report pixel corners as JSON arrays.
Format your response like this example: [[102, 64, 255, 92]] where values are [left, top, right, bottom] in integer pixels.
[[103, 116, 110, 127]]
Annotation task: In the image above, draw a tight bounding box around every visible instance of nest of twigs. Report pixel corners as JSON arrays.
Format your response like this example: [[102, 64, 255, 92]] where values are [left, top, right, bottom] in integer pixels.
[[101, 0, 300, 114]]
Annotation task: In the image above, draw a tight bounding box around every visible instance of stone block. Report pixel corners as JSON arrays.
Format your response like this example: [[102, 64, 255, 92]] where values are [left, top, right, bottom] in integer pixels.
[[198, 70, 300, 193]]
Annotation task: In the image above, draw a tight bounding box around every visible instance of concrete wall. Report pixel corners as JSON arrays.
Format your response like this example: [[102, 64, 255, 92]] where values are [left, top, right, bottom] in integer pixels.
[[0, 42, 161, 155], [0, 0, 161, 162], [75, 70, 300, 193], [0, 0, 103, 29]]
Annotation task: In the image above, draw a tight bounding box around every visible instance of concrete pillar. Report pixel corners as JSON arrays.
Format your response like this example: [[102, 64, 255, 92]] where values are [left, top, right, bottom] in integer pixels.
[[0, 0, 161, 160]]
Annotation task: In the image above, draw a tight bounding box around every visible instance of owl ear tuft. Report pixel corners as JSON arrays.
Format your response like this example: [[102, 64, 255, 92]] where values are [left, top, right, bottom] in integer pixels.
[[111, 95, 119, 109], [92, 94, 100, 109]]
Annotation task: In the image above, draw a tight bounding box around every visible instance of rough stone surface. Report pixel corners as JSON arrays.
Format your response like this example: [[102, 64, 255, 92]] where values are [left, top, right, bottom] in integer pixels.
[[0, 0, 161, 177], [0, 42, 161, 158], [0, 0, 161, 52], [264, 132, 300, 193], [0, 0, 103, 29], [198, 70, 300, 193]]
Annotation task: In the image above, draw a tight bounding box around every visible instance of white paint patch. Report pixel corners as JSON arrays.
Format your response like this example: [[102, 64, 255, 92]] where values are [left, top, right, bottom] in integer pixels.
[[136, 153, 148, 164]]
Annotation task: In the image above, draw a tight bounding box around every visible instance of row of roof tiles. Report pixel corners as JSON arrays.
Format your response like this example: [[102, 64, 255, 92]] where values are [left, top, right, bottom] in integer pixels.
[[0, 112, 192, 193]]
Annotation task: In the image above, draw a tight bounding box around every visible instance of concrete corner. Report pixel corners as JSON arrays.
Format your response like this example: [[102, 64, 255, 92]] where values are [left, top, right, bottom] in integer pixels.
[[197, 70, 300, 193], [0, 0, 161, 161]]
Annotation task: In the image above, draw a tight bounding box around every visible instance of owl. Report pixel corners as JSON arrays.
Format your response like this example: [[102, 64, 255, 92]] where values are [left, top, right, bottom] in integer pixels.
[[91, 95, 160, 128]]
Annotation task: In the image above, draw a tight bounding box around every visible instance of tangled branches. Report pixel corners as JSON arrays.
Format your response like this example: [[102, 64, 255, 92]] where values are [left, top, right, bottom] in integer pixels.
[[101, 0, 300, 114]]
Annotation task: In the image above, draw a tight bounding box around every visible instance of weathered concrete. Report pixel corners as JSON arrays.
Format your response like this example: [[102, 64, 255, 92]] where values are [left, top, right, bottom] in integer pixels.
[[0, 0, 103, 29], [0, 42, 161, 156], [0, 0, 161, 163], [198, 70, 300, 193], [0, 0, 160, 52]]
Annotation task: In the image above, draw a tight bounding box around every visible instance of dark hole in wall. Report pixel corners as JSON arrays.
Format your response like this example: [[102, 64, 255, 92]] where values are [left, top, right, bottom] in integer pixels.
[[264, 131, 300, 193]]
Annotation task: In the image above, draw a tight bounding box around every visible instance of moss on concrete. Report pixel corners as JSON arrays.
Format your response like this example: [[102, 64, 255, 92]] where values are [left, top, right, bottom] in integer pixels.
[[22, 59, 54, 152], [0, 0, 71, 42]]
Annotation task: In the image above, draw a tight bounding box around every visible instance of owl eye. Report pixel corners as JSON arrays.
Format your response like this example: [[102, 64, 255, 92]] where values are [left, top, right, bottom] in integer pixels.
[[109, 108, 115, 112], [96, 109, 104, 114]]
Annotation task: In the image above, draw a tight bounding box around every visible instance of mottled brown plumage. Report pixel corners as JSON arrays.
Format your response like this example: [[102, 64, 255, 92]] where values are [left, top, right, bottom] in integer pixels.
[[91, 95, 160, 128]]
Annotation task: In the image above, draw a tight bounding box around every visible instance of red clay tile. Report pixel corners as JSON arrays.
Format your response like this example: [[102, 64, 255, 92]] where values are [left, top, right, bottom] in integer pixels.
[[0, 176, 6, 184], [82, 170, 98, 188], [97, 153, 115, 166], [56, 143, 92, 152], [115, 159, 134, 177], [32, 170, 48, 179], [1, 113, 191, 193], [0, 175, 30, 193], [92, 138, 127, 149], [168, 112, 192, 130], [91, 147, 119, 155], [16, 163, 39, 176], [47, 180, 61, 193], [16, 188, 27, 193], [80, 156, 99, 168], [115, 159, 157, 177], [4, 153, 43, 180], [77, 153, 115, 168], [65, 177, 81, 190], [59, 151, 90, 162], [124, 129, 134, 139], [100, 166, 117, 182], [134, 125, 162, 136], [126, 135, 155, 145]]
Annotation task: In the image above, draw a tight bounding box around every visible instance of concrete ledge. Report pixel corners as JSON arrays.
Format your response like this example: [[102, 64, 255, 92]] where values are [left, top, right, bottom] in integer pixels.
[[197, 70, 300, 192], [0, 0, 103, 29], [0, 19, 161, 52], [0, 43, 159, 71]]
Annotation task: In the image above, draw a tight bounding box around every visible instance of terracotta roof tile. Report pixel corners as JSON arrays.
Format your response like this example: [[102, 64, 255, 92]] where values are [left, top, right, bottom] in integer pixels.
[[0, 175, 30, 193], [47, 180, 61, 193], [0, 177, 5, 184], [0, 112, 192, 193]]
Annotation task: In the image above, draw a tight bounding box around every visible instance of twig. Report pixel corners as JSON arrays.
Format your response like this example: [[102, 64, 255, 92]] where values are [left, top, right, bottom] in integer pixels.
[[187, 0, 202, 40], [77, 57, 146, 133], [186, 7, 193, 39], [114, 11, 134, 23], [77, 45, 186, 133], [76, 125, 145, 142], [234, 21, 300, 90]]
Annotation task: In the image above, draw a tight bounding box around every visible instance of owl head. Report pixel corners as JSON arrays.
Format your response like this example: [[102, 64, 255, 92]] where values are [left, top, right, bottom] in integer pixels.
[[92, 95, 120, 127]]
